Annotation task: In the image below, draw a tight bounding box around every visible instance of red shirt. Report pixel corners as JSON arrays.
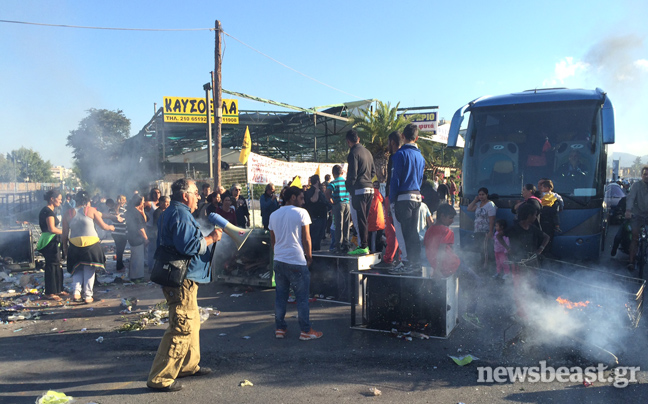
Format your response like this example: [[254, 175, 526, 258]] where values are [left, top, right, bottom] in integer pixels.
[[424, 225, 460, 276], [215, 206, 237, 226], [368, 191, 385, 231]]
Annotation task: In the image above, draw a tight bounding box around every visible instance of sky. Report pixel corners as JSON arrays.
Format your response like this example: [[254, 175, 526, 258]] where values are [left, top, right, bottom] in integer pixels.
[[1, 0, 647, 168]]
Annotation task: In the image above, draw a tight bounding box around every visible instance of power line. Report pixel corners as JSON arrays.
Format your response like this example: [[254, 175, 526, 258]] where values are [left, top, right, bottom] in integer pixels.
[[222, 30, 363, 100], [0, 19, 364, 101], [0, 19, 212, 31]]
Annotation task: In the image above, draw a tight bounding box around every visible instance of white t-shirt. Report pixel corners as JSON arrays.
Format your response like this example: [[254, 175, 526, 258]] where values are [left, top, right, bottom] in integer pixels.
[[474, 200, 497, 233], [418, 203, 432, 241], [269, 205, 312, 266]]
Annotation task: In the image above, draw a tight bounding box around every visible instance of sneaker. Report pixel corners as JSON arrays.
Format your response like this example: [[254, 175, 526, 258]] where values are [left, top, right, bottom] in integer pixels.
[[404, 262, 422, 274], [275, 329, 287, 339], [501, 273, 511, 280], [178, 367, 212, 378], [148, 380, 184, 392], [371, 260, 395, 270], [348, 246, 369, 256], [492, 273, 501, 279], [462, 312, 482, 328], [299, 328, 323, 341], [388, 262, 415, 274]]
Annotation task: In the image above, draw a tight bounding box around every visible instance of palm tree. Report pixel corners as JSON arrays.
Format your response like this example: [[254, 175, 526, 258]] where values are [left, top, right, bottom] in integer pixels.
[[349, 101, 432, 181]]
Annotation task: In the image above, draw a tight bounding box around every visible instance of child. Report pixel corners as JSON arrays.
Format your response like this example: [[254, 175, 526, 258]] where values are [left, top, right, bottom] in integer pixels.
[[368, 181, 385, 253], [424, 204, 482, 327], [538, 179, 563, 255], [493, 219, 511, 279], [497, 203, 550, 319]]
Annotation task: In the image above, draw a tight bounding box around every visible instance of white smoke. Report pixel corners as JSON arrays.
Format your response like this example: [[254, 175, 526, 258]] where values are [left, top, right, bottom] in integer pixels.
[[514, 263, 643, 361]]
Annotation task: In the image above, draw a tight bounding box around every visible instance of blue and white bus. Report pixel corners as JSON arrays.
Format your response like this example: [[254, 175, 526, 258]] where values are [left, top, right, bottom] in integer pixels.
[[447, 88, 615, 260]]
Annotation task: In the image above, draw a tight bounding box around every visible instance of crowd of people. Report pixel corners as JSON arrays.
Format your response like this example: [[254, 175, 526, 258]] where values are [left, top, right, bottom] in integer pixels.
[[35, 124, 648, 393], [36, 181, 254, 303]]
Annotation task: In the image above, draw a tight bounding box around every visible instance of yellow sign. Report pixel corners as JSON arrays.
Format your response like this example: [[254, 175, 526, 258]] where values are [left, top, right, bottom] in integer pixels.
[[163, 96, 239, 124]]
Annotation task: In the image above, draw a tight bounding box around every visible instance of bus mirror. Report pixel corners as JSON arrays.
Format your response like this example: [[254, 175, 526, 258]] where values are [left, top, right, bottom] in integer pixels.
[[447, 106, 466, 147], [601, 97, 615, 144]]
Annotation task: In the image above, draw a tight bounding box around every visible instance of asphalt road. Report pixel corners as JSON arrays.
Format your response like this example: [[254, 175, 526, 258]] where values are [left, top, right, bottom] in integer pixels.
[[1, 221, 647, 404]]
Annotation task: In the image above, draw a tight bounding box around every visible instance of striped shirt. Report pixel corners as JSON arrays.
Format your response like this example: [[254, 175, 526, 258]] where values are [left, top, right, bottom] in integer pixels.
[[328, 176, 350, 204], [112, 206, 127, 237]]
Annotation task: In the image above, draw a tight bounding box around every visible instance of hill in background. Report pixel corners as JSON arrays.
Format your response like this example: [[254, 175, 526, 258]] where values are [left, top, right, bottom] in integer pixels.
[[609, 152, 648, 167]]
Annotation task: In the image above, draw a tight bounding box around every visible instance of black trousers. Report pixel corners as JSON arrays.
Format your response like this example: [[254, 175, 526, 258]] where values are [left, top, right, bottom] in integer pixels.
[[395, 200, 421, 266], [41, 239, 63, 295], [112, 234, 128, 270], [352, 193, 373, 249]]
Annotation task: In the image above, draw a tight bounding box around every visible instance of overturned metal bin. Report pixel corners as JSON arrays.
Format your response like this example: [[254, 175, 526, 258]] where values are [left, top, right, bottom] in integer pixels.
[[211, 229, 273, 287], [0, 227, 35, 271]]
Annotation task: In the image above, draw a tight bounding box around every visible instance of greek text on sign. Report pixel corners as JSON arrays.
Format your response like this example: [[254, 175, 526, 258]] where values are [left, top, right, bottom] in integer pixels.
[[163, 96, 239, 124], [402, 112, 437, 122], [402, 112, 438, 134]]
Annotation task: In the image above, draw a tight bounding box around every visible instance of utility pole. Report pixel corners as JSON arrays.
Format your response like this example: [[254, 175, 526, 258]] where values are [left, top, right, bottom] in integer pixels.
[[204, 81, 213, 179], [213, 20, 223, 190]]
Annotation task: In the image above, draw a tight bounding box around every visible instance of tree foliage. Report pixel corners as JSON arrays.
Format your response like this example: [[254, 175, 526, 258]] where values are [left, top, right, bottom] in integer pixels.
[[0, 154, 11, 182], [348, 101, 433, 181], [67, 108, 131, 193], [631, 156, 644, 177], [0, 148, 54, 182]]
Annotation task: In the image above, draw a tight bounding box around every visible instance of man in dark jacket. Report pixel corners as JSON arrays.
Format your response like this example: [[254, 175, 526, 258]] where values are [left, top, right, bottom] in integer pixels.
[[231, 184, 250, 228], [346, 129, 376, 255], [260, 183, 279, 230], [304, 175, 328, 251]]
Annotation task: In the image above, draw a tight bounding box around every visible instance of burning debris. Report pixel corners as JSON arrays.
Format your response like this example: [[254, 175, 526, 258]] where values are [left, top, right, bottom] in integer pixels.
[[555, 297, 590, 310], [502, 259, 645, 367]]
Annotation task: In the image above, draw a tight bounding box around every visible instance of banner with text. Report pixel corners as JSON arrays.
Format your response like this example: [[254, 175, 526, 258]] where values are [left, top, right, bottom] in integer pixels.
[[247, 152, 346, 185], [403, 111, 438, 134], [163, 96, 239, 124]]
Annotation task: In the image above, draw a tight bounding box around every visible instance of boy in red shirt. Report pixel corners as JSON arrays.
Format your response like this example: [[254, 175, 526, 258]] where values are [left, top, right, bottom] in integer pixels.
[[424, 203, 482, 327]]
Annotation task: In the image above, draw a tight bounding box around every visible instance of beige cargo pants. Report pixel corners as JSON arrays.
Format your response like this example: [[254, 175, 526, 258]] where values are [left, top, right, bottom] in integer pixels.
[[147, 279, 202, 388]]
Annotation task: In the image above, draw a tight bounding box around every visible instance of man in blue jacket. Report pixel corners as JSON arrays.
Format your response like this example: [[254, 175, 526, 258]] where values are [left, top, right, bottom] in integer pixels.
[[389, 124, 425, 274], [147, 179, 222, 392]]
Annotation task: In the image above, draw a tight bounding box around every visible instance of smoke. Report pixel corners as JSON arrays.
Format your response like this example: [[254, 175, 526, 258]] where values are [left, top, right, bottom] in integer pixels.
[[514, 262, 645, 360], [583, 34, 647, 94], [544, 34, 647, 99]]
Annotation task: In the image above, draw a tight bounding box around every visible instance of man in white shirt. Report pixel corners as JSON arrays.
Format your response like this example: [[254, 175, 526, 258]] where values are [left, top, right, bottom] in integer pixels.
[[269, 186, 323, 341]]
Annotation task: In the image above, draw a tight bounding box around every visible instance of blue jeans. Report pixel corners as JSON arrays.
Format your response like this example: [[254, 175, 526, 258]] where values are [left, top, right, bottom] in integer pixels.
[[274, 260, 311, 333]]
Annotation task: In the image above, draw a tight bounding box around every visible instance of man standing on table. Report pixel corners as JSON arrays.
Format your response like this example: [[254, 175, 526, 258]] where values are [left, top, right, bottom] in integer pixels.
[[270, 186, 323, 341], [147, 178, 222, 392], [346, 129, 376, 255], [389, 124, 425, 274]]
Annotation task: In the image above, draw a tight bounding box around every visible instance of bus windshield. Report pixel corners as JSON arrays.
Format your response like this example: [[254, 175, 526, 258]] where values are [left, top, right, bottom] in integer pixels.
[[463, 100, 602, 200]]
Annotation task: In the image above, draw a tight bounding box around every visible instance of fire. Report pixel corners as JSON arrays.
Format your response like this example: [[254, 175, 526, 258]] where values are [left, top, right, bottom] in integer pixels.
[[556, 296, 590, 309]]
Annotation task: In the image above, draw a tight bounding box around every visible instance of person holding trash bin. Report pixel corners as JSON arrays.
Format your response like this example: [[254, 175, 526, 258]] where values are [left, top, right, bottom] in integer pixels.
[[61, 191, 115, 304], [147, 179, 222, 393]]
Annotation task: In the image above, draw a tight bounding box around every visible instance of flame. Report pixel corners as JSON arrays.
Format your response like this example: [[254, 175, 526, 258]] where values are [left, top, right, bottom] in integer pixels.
[[556, 296, 590, 309]]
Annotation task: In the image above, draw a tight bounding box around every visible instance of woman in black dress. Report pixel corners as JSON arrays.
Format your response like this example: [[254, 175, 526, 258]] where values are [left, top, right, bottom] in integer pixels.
[[37, 189, 65, 301]]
